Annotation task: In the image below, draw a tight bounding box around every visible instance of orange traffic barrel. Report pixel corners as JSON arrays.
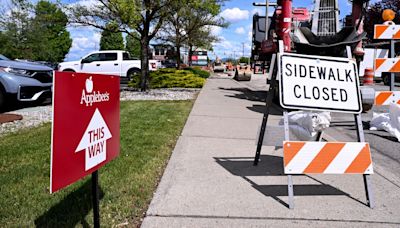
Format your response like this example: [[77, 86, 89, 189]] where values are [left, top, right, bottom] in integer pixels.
[[363, 68, 374, 85]]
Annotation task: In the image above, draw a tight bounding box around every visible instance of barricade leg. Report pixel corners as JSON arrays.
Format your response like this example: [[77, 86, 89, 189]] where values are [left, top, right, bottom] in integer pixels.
[[288, 175, 294, 209], [354, 114, 375, 208], [363, 174, 375, 208]]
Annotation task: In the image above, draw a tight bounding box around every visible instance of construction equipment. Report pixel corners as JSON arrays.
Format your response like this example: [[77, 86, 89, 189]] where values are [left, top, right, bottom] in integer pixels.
[[234, 63, 252, 81], [251, 0, 370, 70]]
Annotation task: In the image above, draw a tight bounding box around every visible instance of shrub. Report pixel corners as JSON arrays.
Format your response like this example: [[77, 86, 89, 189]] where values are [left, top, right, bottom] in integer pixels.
[[183, 67, 210, 78], [128, 68, 206, 89]]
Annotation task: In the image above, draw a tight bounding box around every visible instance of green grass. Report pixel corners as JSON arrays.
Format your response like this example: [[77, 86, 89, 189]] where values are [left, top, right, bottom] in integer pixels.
[[0, 100, 193, 227]]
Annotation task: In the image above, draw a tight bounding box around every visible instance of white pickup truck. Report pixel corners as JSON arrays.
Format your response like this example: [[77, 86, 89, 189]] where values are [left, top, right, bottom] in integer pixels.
[[58, 50, 159, 79]]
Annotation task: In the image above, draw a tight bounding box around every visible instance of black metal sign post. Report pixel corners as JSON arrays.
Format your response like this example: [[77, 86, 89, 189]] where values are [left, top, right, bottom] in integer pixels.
[[92, 171, 100, 228], [254, 53, 278, 165]]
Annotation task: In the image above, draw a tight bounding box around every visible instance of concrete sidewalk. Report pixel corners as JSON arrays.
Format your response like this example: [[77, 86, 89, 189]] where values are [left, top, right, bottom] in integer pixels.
[[142, 75, 400, 227]]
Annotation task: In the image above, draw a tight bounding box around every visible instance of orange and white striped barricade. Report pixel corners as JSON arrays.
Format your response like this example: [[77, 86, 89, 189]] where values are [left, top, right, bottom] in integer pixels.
[[374, 91, 400, 106], [283, 142, 373, 174], [374, 22, 399, 91], [254, 42, 375, 209], [375, 58, 400, 74], [374, 23, 400, 40]]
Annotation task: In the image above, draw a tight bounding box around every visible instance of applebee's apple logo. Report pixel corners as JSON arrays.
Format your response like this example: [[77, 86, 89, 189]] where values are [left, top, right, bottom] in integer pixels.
[[80, 76, 110, 106], [86, 77, 94, 93]]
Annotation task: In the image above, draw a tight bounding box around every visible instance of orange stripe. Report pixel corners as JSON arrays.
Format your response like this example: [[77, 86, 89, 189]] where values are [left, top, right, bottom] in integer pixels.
[[375, 25, 388, 39], [375, 58, 386, 70], [303, 143, 345, 173], [345, 144, 372, 174], [394, 29, 400, 39], [375, 91, 392, 105], [283, 142, 305, 166], [389, 59, 400, 73]]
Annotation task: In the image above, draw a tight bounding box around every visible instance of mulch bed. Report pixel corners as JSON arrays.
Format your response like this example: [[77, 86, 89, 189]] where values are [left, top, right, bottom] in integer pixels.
[[0, 114, 23, 124]]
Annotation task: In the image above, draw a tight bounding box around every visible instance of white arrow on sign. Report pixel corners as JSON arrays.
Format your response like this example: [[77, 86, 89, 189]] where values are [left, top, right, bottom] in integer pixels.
[[75, 108, 112, 171]]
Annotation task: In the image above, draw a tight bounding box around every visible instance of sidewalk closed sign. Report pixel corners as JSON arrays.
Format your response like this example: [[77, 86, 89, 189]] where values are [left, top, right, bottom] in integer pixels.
[[50, 72, 120, 193], [279, 53, 362, 113]]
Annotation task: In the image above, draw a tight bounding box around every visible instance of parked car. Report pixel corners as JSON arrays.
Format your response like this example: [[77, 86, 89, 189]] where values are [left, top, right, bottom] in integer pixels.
[[161, 59, 177, 68], [213, 62, 225, 72], [0, 54, 53, 110], [58, 50, 159, 80]]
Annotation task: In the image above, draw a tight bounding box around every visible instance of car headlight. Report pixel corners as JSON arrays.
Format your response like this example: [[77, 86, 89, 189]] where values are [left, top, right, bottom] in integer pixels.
[[0, 67, 28, 75]]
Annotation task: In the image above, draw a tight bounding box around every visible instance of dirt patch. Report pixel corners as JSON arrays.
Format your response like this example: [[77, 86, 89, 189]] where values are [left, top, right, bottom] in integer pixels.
[[0, 114, 23, 124]]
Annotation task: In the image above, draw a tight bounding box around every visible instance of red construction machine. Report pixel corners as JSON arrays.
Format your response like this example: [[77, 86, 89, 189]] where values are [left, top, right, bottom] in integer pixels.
[[250, 0, 370, 73]]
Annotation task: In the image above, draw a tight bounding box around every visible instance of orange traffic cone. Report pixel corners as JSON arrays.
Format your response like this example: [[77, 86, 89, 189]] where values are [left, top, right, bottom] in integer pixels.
[[363, 68, 374, 85]]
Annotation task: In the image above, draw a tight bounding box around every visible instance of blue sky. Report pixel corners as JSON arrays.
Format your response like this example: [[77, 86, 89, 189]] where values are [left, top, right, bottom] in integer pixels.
[[5, 0, 382, 61]]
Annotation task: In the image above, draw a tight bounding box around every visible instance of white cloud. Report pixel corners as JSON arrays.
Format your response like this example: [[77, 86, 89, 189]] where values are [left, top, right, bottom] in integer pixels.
[[210, 26, 222, 36], [65, 26, 102, 61], [248, 31, 253, 41], [212, 36, 252, 59], [219, 7, 249, 23], [235, 27, 245, 34], [68, 0, 100, 9]]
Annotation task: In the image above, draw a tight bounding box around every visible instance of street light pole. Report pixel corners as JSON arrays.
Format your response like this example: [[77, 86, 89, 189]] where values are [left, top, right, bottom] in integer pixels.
[[242, 42, 245, 57]]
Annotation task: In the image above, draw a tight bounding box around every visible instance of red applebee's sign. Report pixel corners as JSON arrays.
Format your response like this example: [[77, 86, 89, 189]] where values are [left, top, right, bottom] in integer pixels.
[[50, 72, 120, 193]]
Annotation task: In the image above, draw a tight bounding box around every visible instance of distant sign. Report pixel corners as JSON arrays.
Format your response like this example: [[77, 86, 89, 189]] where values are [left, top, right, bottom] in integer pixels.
[[50, 72, 120, 193], [279, 53, 362, 113]]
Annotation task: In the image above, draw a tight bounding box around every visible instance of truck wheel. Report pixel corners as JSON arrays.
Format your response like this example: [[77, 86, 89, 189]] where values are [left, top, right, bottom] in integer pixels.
[[62, 69, 75, 72], [127, 69, 141, 80], [127, 69, 141, 87]]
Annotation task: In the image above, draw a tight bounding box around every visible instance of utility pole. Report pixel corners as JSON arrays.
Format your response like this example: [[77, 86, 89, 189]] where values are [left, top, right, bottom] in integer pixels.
[[242, 42, 245, 57]]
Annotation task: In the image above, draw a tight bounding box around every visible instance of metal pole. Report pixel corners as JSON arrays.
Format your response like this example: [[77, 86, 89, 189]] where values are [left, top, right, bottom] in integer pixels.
[[390, 40, 395, 91], [242, 42, 245, 57], [265, 0, 269, 40], [92, 171, 100, 228], [254, 54, 277, 165], [283, 110, 294, 209]]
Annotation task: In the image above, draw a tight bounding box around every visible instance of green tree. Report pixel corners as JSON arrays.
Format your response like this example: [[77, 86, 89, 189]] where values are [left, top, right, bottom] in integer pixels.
[[100, 22, 124, 50], [187, 27, 219, 66], [0, 0, 71, 63], [125, 33, 141, 58], [239, 56, 249, 64], [0, 0, 33, 59], [161, 0, 226, 68], [68, 0, 174, 91], [31, 0, 72, 62]]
